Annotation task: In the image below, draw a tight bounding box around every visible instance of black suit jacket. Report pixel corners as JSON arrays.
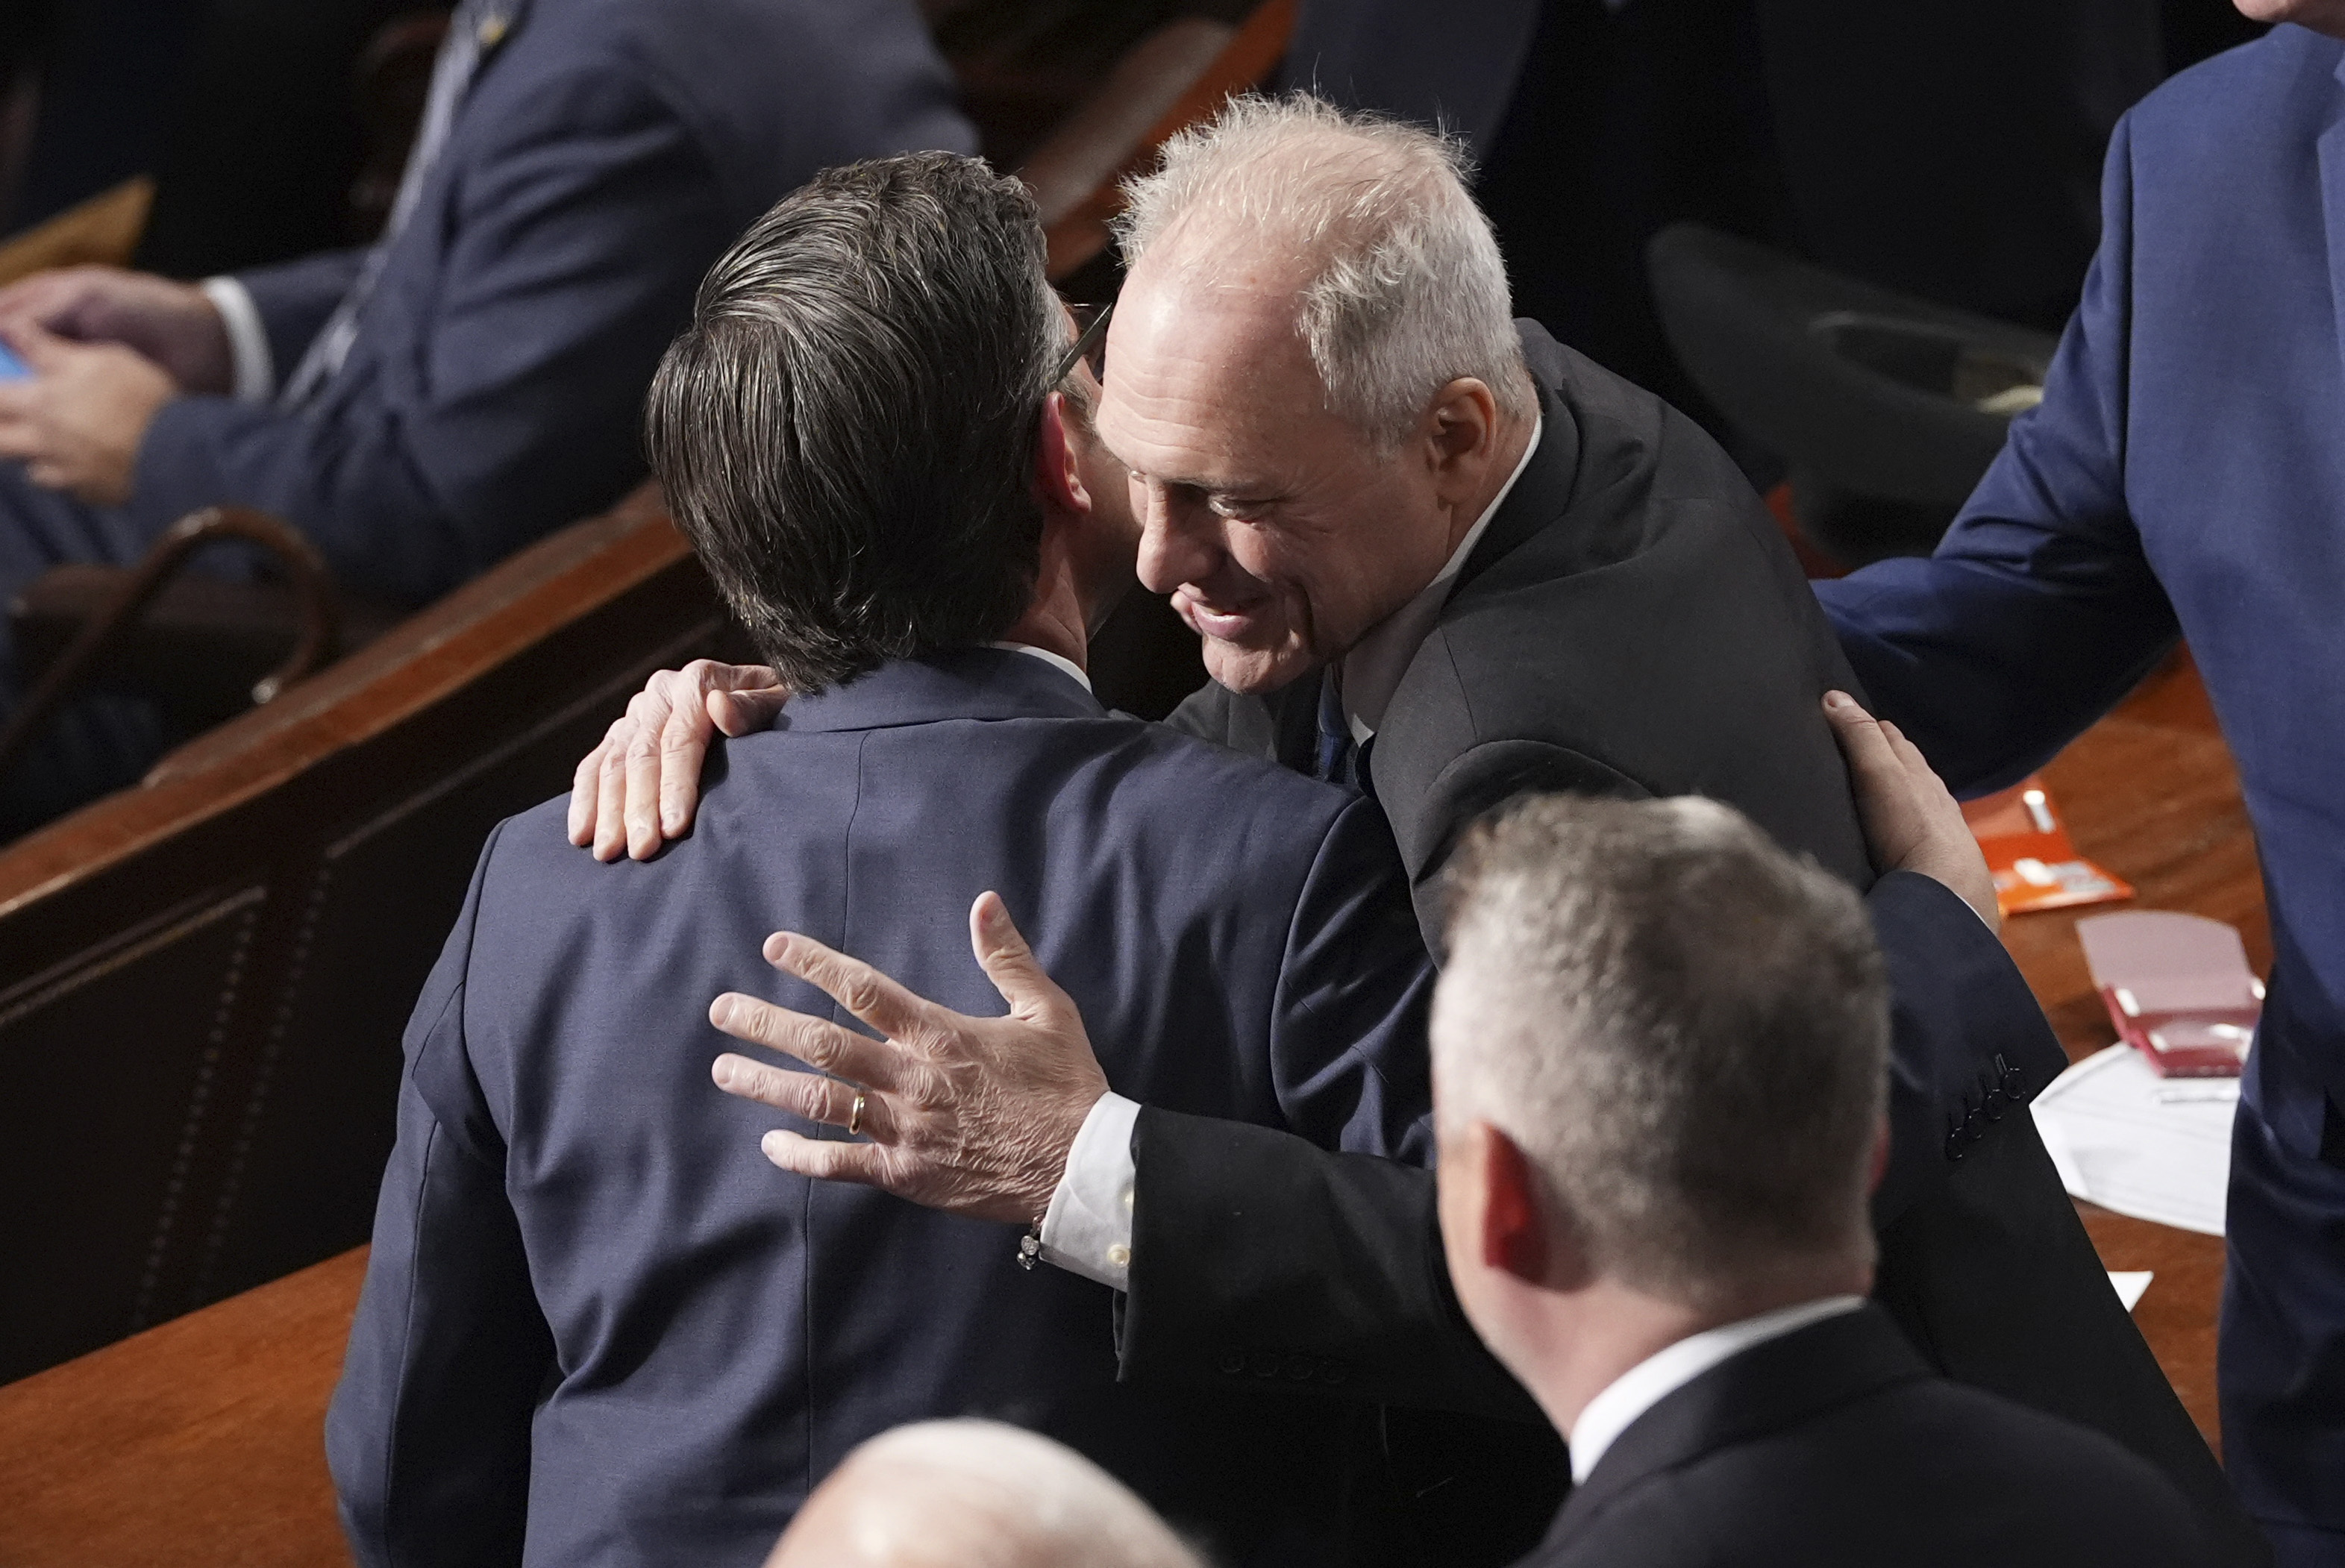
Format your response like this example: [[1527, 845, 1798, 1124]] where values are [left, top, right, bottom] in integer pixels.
[[1130, 324, 2259, 1564], [1525, 1305, 2214, 1568]]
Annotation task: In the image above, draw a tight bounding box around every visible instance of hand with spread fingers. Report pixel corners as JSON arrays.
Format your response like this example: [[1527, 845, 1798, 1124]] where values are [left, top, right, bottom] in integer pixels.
[[569, 658, 789, 862], [708, 891, 1109, 1226], [1821, 689, 1999, 932]]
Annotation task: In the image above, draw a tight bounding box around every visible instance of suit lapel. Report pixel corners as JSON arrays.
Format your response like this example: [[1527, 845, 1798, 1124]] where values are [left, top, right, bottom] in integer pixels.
[[1538, 1306, 1929, 1558]]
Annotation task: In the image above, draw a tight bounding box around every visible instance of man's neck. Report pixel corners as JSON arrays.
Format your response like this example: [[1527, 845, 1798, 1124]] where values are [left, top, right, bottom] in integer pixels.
[[1445, 407, 1538, 556], [1514, 1268, 1867, 1439], [1000, 551, 1092, 672]]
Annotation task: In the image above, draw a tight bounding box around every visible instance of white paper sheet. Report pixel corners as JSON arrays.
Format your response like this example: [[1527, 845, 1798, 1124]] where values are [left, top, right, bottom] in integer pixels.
[[2032, 1044, 2236, 1237], [2108, 1270, 2153, 1312]]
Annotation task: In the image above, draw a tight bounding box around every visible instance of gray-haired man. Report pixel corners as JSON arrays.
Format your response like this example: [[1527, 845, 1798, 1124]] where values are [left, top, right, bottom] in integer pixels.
[[1436, 794, 2211, 1567], [572, 95, 2253, 1559]]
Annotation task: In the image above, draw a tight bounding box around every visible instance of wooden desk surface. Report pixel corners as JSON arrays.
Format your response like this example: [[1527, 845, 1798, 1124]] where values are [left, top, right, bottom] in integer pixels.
[[0, 1246, 363, 1568], [1998, 650, 2259, 1455], [0, 652, 2255, 1559]]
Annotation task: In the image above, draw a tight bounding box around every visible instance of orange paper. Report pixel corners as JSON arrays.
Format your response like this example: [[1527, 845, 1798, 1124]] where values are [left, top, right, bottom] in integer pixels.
[[1961, 776, 2134, 918]]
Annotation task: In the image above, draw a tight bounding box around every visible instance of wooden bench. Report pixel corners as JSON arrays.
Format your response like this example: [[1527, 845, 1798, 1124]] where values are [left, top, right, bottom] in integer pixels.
[[0, 486, 734, 1387]]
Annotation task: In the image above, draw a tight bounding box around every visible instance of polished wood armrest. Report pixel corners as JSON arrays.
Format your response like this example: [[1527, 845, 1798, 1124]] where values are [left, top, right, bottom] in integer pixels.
[[0, 1249, 364, 1568], [1027, 1, 1297, 280], [0, 507, 385, 783], [0, 177, 154, 289]]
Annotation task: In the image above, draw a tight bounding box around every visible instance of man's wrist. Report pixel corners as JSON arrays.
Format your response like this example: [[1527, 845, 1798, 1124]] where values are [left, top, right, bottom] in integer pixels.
[[198, 277, 274, 402], [1035, 1091, 1139, 1289]]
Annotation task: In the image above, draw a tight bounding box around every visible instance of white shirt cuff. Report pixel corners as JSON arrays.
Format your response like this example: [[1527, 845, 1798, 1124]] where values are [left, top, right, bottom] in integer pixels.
[[1036, 1091, 1139, 1289], [200, 277, 274, 403]]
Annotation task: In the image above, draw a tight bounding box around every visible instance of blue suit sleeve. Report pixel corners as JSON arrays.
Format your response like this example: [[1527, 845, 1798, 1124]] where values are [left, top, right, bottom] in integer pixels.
[[133, 46, 737, 604], [1815, 114, 2180, 797], [1270, 796, 1438, 1164], [325, 828, 551, 1568], [230, 247, 373, 381]]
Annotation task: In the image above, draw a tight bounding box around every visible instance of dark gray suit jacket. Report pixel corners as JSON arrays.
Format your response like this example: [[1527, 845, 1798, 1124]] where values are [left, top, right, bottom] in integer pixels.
[[1127, 324, 2255, 1564], [325, 650, 1435, 1568], [1524, 1305, 2214, 1568]]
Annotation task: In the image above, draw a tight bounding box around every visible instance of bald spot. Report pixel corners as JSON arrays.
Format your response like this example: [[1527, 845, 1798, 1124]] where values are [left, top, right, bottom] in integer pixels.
[[766, 1420, 1202, 1568]]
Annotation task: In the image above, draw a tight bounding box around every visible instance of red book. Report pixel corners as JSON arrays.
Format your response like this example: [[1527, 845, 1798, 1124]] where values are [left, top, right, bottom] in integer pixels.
[[2076, 911, 2261, 1078]]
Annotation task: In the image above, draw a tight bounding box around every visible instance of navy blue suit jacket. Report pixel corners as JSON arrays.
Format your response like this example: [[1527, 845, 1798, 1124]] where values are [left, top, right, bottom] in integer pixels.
[[325, 650, 1435, 1568], [135, 0, 972, 604], [1815, 24, 2345, 1156]]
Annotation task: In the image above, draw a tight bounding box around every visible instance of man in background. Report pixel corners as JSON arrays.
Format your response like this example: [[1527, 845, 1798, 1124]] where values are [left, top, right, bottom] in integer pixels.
[[0, 0, 970, 827], [1815, 7, 2345, 1555], [1433, 794, 2214, 1567]]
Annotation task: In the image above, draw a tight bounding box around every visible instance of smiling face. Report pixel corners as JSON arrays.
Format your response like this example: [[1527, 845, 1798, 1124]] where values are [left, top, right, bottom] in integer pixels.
[[1094, 251, 1474, 694]]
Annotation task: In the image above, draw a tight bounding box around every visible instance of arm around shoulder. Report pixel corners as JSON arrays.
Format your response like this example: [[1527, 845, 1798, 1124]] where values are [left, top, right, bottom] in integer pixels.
[[1815, 114, 2178, 795]]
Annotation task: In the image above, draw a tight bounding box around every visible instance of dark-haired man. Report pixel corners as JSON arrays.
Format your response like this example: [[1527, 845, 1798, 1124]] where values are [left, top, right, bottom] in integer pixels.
[[325, 152, 1434, 1568]]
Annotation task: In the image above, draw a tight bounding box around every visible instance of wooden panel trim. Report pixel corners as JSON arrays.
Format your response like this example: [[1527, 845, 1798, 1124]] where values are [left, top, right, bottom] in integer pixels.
[[1039, 0, 1297, 280], [0, 489, 689, 920]]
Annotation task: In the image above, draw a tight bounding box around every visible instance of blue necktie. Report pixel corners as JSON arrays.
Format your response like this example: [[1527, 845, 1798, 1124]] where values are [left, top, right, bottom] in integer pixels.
[[1315, 677, 1374, 796], [278, 0, 523, 407]]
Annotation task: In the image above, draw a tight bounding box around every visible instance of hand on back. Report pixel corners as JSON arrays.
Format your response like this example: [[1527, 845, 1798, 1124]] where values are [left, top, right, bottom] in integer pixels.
[[567, 658, 789, 859], [706, 892, 1108, 1226]]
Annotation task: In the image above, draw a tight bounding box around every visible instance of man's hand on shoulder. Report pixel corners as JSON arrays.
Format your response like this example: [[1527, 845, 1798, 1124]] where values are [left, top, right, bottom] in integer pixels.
[[707, 893, 1109, 1227], [1823, 690, 2000, 932], [567, 659, 788, 861]]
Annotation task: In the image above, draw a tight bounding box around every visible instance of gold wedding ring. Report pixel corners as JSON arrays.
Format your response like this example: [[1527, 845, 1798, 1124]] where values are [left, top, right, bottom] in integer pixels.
[[848, 1091, 866, 1137]]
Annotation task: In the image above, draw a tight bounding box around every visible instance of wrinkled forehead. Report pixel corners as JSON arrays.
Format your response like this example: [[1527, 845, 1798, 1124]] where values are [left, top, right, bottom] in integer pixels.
[[1095, 243, 1338, 483]]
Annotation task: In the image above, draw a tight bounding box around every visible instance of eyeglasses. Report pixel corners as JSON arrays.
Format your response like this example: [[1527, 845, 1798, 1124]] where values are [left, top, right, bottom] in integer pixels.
[[1053, 299, 1113, 387]]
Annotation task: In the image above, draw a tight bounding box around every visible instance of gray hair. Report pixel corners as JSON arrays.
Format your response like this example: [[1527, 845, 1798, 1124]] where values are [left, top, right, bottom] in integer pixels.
[[646, 153, 1068, 694], [768, 1420, 1205, 1568], [1433, 797, 1888, 1309], [1113, 93, 1532, 445]]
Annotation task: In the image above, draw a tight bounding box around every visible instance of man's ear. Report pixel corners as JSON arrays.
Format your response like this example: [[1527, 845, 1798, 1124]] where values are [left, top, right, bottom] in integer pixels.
[[1476, 1121, 1553, 1285], [1424, 376, 1500, 498], [1033, 392, 1092, 519]]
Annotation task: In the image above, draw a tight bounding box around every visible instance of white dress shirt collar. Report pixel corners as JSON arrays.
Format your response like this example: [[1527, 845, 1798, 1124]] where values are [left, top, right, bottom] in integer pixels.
[[1336, 413, 1542, 744], [989, 641, 1093, 694], [1567, 1295, 1867, 1484]]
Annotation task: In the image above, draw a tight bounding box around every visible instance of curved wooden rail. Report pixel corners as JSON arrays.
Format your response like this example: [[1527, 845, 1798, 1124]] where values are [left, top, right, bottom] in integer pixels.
[[0, 507, 342, 786]]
